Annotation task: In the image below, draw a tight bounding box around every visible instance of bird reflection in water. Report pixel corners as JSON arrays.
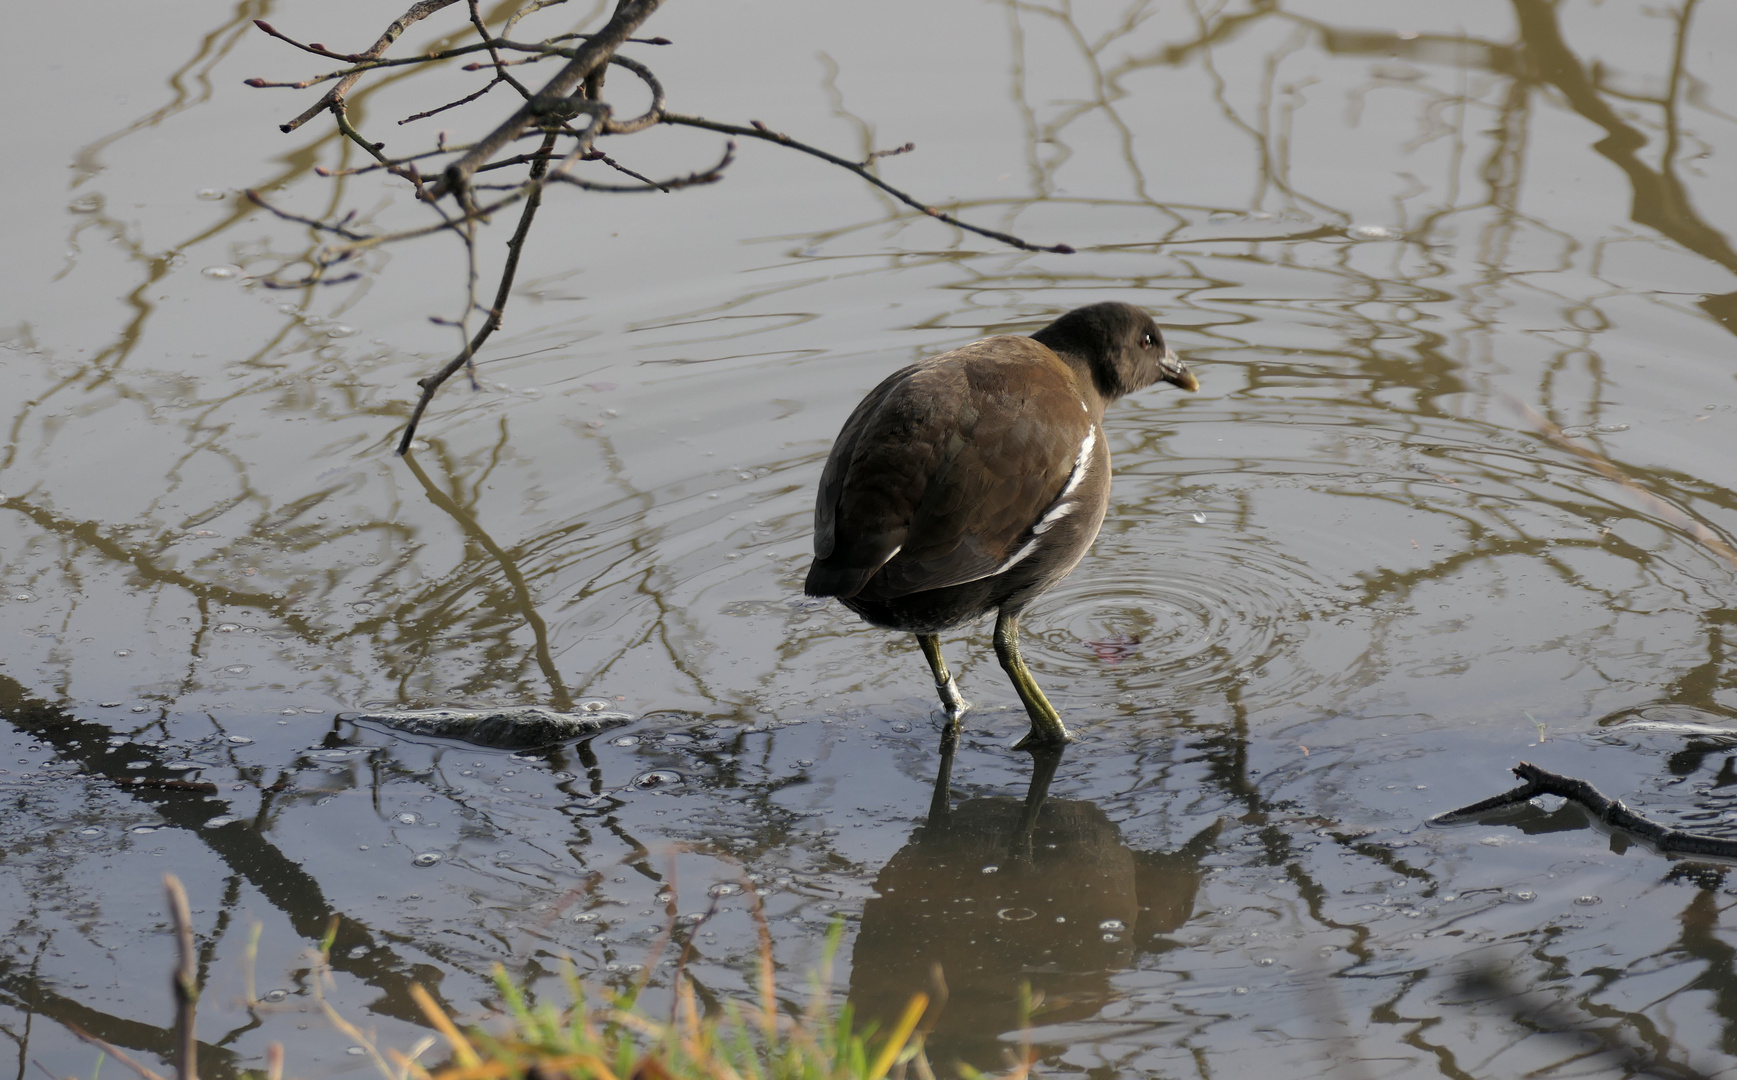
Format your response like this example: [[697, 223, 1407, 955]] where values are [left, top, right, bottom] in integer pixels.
[[849, 732, 1220, 1070]]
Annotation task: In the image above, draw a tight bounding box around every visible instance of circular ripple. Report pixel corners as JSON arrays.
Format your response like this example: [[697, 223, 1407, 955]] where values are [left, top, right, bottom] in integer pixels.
[[1022, 524, 1351, 701]]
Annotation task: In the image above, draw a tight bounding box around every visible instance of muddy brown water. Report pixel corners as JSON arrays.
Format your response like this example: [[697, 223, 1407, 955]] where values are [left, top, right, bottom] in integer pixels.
[[4, 1, 1737, 1076]]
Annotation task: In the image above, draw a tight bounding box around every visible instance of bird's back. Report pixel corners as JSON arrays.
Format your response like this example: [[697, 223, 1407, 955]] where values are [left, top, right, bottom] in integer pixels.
[[806, 336, 1096, 608]]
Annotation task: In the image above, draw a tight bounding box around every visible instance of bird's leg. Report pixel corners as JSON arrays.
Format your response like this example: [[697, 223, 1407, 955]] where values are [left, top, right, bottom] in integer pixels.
[[993, 612, 1073, 750], [916, 633, 970, 728], [1008, 742, 1064, 865]]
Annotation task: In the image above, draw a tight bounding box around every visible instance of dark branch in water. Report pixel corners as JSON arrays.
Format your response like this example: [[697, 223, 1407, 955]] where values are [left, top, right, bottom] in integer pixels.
[[1433, 760, 1737, 860]]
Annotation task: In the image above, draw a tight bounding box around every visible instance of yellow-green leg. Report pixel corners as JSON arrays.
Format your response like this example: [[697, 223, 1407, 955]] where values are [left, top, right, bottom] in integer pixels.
[[916, 633, 969, 726], [993, 611, 1072, 750]]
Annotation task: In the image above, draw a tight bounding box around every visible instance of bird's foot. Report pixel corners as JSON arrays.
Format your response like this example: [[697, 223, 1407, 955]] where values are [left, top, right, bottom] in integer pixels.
[[1012, 722, 1074, 752], [935, 676, 970, 722]]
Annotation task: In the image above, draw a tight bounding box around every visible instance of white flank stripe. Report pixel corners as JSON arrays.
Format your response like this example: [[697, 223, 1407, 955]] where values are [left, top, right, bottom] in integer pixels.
[[1032, 500, 1074, 536], [1026, 427, 1098, 537], [1058, 427, 1096, 503], [996, 537, 1041, 574]]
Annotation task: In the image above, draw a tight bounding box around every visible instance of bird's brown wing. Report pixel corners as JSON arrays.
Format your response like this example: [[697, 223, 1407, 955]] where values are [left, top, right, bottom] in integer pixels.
[[806, 338, 1089, 601]]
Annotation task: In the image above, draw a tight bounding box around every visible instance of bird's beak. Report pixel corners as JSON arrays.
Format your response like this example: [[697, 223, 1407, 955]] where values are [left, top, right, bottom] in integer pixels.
[[1159, 346, 1199, 392]]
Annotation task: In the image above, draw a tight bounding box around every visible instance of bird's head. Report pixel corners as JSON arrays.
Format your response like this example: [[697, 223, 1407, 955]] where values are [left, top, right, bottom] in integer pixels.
[[1031, 301, 1198, 401]]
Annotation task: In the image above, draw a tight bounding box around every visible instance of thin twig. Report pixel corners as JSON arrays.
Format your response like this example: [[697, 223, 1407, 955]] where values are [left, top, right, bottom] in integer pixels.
[[275, 0, 462, 132], [465, 0, 535, 101], [396, 128, 561, 453], [251, 21, 364, 62], [165, 874, 199, 1080], [861, 141, 916, 167], [547, 139, 734, 192], [1433, 760, 1737, 859], [433, 0, 662, 196], [661, 113, 1076, 254], [400, 75, 505, 124]]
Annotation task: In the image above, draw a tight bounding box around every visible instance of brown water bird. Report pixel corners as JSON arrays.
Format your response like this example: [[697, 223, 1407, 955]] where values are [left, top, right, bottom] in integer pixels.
[[804, 302, 1198, 749]]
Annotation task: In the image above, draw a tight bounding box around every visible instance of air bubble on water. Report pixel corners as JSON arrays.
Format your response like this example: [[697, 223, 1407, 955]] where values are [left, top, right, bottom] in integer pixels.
[[224, 665, 250, 675], [202, 265, 244, 279], [69, 194, 103, 213], [263, 989, 290, 1003], [797, 759, 813, 768], [632, 770, 682, 788], [326, 325, 357, 338], [611, 735, 639, 747], [196, 188, 226, 201], [707, 882, 742, 898], [1192, 512, 1206, 523], [131, 825, 159, 834], [573, 911, 599, 922], [345, 1047, 366, 1057], [78, 827, 104, 838], [1574, 895, 1602, 906], [216, 623, 239, 633], [346, 945, 370, 958], [412, 852, 443, 867], [1098, 919, 1125, 932], [891, 721, 911, 733], [1258, 957, 1276, 966], [997, 907, 1036, 921], [395, 812, 421, 826], [1349, 225, 1399, 240], [1512, 890, 1536, 902], [981, 864, 999, 874]]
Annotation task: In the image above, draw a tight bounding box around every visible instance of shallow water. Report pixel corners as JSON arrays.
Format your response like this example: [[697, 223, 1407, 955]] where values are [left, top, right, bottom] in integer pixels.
[[4, 0, 1737, 1076]]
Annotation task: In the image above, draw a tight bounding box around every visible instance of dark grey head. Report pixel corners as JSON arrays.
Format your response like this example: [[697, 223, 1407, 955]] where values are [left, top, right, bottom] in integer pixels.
[[1029, 301, 1198, 401]]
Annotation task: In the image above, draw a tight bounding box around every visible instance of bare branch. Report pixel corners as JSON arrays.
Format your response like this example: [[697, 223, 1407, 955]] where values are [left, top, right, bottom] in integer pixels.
[[402, 74, 507, 123], [1434, 761, 1737, 860], [277, 0, 462, 133], [396, 129, 564, 453], [661, 113, 1076, 254], [862, 141, 916, 167], [433, 0, 662, 196], [547, 138, 735, 192], [251, 20, 364, 62]]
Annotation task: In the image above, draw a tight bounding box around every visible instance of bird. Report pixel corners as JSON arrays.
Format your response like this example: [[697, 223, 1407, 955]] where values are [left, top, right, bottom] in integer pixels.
[[804, 302, 1198, 750]]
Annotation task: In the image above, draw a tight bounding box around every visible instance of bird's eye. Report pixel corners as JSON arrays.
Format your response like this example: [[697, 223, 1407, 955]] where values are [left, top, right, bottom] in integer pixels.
[[1141, 332, 1156, 348]]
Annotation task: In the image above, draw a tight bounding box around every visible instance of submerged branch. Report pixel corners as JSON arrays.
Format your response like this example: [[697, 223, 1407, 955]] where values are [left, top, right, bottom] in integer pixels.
[[1433, 760, 1737, 860]]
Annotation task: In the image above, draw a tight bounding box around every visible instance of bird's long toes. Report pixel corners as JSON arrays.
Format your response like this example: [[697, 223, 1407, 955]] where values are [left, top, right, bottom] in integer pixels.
[[1011, 725, 1074, 752]]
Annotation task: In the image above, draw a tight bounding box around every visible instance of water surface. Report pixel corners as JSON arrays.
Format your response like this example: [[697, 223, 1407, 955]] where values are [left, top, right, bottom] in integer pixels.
[[4, 1, 1737, 1076]]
